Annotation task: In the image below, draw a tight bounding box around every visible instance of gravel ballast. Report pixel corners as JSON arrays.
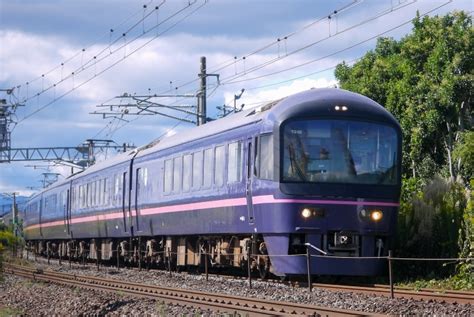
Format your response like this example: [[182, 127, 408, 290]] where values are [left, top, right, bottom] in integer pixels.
[[1, 256, 473, 316], [0, 274, 214, 316]]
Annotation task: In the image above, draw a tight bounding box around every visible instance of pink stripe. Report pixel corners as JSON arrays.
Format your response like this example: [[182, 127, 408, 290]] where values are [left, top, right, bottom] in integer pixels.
[[140, 197, 247, 215], [252, 195, 400, 207], [24, 195, 398, 230]]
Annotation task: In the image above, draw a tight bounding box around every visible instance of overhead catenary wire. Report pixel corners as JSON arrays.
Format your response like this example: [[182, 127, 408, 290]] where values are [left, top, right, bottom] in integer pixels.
[[150, 0, 415, 105], [166, 0, 436, 113], [243, 57, 361, 91], [16, 0, 208, 126], [94, 0, 384, 119], [219, 0, 419, 85], [93, 0, 453, 138], [218, 0, 452, 110], [16, 0, 157, 98], [153, 0, 362, 96], [18, 0, 175, 105], [221, 0, 452, 85]]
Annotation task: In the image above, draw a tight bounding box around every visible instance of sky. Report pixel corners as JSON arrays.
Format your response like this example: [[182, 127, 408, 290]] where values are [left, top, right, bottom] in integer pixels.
[[0, 0, 472, 198]]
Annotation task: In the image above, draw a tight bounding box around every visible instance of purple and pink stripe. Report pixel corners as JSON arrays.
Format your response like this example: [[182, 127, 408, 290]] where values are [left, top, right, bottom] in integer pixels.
[[24, 195, 399, 231]]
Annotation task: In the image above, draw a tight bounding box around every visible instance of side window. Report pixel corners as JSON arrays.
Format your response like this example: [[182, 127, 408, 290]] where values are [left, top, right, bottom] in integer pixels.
[[192, 151, 203, 190], [173, 157, 182, 192], [114, 175, 119, 205], [164, 159, 173, 194], [215, 145, 225, 187], [99, 179, 104, 206], [104, 178, 109, 206], [227, 141, 242, 183], [87, 183, 92, 207], [183, 154, 192, 192], [203, 148, 213, 188], [78, 186, 82, 209], [96, 181, 100, 206], [143, 168, 148, 187], [114, 174, 123, 206], [82, 184, 86, 208], [92, 181, 97, 207], [259, 134, 274, 180]]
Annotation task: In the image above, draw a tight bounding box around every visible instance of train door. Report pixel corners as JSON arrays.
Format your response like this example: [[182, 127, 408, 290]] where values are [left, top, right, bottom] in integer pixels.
[[245, 137, 256, 224], [133, 168, 142, 232], [65, 188, 71, 235], [39, 196, 43, 237], [121, 171, 129, 233]]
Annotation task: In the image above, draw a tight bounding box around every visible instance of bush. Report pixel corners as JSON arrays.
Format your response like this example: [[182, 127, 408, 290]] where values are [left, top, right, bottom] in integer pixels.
[[395, 177, 467, 277], [454, 179, 474, 288], [0, 226, 20, 278]]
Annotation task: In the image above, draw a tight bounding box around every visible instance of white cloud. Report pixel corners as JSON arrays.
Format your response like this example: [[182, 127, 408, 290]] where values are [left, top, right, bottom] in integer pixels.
[[226, 77, 338, 110], [1, 0, 471, 192]]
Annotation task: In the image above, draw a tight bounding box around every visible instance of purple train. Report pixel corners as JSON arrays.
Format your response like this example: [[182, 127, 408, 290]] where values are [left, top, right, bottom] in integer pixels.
[[23, 88, 401, 276]]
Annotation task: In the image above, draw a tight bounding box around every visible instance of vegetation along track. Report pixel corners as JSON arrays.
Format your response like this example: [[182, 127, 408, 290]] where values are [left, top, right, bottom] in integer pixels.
[[3, 263, 376, 317], [11, 255, 474, 306], [309, 283, 474, 305], [208, 274, 474, 305]]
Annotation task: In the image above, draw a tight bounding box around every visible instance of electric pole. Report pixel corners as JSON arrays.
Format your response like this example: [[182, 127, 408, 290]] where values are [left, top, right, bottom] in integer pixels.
[[93, 57, 219, 127], [197, 56, 207, 126], [0, 192, 19, 236]]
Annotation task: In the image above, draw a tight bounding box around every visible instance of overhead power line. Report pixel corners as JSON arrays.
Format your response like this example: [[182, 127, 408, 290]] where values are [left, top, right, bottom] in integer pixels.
[[221, 0, 452, 86], [18, 0, 156, 91], [219, 0, 418, 85], [16, 0, 208, 125], [153, 0, 362, 97]]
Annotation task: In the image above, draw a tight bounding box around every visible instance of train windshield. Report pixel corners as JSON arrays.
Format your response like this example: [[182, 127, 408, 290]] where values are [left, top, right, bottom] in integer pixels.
[[282, 120, 399, 185]]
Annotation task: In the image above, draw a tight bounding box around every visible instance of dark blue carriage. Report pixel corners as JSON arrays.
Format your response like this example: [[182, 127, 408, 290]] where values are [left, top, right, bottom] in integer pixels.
[[23, 88, 401, 276]]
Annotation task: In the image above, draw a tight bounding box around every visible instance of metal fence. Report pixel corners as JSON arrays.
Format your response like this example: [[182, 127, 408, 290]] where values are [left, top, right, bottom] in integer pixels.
[[14, 242, 472, 299]]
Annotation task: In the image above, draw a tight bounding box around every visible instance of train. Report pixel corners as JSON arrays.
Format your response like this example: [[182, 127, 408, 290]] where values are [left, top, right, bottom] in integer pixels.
[[22, 88, 402, 277]]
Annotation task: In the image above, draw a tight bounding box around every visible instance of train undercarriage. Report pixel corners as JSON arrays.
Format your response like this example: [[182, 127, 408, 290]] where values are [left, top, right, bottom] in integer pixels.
[[27, 235, 272, 278]]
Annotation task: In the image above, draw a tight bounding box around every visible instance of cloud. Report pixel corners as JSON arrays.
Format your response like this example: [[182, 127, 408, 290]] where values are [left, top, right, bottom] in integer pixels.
[[225, 77, 338, 110], [1, 0, 472, 193]]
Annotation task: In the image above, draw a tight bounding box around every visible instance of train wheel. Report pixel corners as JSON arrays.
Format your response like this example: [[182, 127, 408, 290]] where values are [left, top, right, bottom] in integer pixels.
[[258, 262, 270, 279]]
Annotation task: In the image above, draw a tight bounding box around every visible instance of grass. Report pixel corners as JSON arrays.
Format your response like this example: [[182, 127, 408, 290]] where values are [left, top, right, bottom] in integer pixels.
[[396, 274, 473, 291], [0, 306, 23, 317]]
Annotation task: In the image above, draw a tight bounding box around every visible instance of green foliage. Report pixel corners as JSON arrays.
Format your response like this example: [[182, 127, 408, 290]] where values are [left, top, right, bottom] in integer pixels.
[[335, 11, 473, 181], [0, 228, 17, 253], [453, 131, 474, 184], [455, 179, 474, 288], [396, 177, 467, 276], [0, 227, 18, 281], [335, 11, 473, 282], [0, 307, 23, 317]]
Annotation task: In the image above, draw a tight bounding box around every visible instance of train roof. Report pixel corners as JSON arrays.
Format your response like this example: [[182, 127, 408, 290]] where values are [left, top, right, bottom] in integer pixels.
[[26, 88, 399, 199]]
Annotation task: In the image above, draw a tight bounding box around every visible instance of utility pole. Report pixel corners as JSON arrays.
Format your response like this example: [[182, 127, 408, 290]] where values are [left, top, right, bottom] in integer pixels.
[[197, 56, 207, 126], [1, 192, 19, 236], [12, 192, 18, 237], [93, 57, 219, 127], [0, 88, 24, 163]]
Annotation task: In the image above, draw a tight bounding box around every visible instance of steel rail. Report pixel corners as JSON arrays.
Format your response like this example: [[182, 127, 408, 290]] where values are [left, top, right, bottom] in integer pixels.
[[15, 254, 473, 306], [3, 263, 378, 317], [309, 283, 474, 305]]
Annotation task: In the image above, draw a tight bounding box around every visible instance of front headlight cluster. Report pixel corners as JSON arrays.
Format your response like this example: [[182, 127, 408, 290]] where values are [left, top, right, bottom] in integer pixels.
[[360, 208, 384, 222], [300, 207, 325, 219]]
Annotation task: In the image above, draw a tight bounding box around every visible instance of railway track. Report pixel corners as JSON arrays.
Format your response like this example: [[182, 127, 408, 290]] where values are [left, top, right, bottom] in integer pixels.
[[3, 263, 378, 317], [310, 282, 474, 305], [12, 255, 474, 306]]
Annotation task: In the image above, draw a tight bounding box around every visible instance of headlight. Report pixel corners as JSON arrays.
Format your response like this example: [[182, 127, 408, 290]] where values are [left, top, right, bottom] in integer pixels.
[[370, 210, 383, 222], [301, 208, 312, 218]]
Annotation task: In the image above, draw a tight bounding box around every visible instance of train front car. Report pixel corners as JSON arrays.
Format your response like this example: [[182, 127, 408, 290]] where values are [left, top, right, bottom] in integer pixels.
[[255, 88, 402, 276]]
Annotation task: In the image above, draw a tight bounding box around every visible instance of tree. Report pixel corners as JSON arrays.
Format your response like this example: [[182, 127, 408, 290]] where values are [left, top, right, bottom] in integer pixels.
[[335, 11, 473, 181], [335, 12, 473, 279]]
